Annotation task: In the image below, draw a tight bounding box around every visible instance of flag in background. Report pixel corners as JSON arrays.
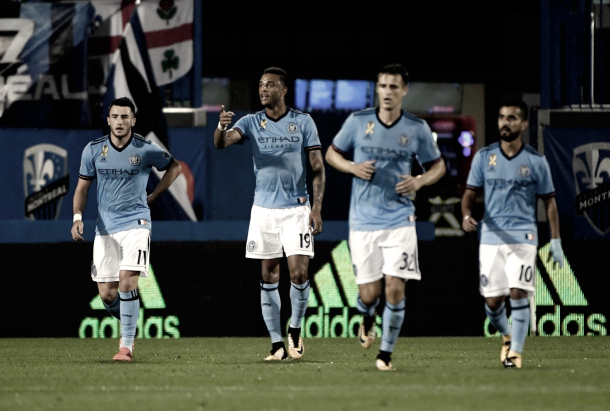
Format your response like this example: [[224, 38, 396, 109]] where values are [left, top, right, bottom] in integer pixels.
[[89, 0, 193, 88], [104, 9, 197, 221]]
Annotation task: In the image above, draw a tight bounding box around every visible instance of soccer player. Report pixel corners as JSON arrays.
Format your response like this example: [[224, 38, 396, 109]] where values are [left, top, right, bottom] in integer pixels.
[[214, 67, 325, 361], [325, 64, 446, 371], [71, 97, 182, 361], [462, 100, 564, 369]]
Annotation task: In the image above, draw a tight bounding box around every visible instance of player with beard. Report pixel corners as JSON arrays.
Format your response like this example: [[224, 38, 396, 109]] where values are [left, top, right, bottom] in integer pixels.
[[462, 100, 564, 368], [214, 67, 325, 361], [72, 97, 182, 361], [325, 64, 446, 370]]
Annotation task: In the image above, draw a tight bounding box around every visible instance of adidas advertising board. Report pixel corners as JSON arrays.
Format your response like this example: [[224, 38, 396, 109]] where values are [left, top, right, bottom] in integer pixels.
[[0, 240, 607, 338]]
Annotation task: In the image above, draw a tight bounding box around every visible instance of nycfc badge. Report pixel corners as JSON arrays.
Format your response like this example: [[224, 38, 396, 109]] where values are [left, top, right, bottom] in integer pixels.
[[129, 154, 141, 166], [480, 274, 488, 287], [519, 165, 531, 177], [247, 241, 257, 252], [287, 123, 299, 134], [91, 262, 97, 278], [398, 135, 410, 147]]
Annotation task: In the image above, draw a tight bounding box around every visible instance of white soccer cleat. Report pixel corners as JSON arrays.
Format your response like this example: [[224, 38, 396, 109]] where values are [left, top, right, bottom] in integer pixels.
[[375, 358, 396, 371], [503, 350, 522, 369], [264, 345, 287, 361], [288, 335, 304, 359], [358, 320, 376, 349]]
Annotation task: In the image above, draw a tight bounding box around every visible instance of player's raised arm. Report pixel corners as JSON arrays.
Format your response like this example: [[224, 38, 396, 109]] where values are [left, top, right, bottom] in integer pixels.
[[214, 105, 242, 149], [325, 146, 376, 181], [308, 149, 325, 235], [71, 177, 92, 241]]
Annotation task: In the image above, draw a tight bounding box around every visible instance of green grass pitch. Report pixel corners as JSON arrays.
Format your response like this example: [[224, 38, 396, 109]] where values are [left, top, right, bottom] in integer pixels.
[[1, 337, 609, 411]]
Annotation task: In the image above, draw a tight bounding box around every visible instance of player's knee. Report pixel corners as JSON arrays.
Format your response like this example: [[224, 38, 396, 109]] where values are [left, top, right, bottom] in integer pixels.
[[99, 290, 117, 304], [289, 270, 307, 285], [261, 271, 280, 284]]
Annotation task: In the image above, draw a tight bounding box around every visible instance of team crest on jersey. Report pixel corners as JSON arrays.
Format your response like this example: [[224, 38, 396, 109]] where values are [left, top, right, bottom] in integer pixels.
[[365, 121, 375, 138], [398, 135, 410, 147], [480, 274, 488, 287], [247, 241, 257, 252], [91, 262, 97, 278], [518, 165, 531, 177], [286, 123, 299, 134], [260, 119, 268, 130], [573, 143, 610, 235], [129, 154, 141, 166]]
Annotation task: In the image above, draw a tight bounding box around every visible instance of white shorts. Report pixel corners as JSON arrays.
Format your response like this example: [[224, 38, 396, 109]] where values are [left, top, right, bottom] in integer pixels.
[[349, 225, 421, 285], [246, 205, 314, 259], [92, 228, 151, 282], [479, 243, 537, 298]]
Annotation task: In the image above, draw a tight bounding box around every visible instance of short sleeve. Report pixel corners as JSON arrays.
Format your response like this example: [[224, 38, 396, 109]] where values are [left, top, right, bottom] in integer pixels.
[[149, 142, 174, 171], [302, 115, 321, 151], [78, 144, 96, 180], [331, 114, 358, 153], [232, 115, 251, 140], [466, 150, 485, 190], [537, 156, 556, 198], [415, 121, 441, 164]]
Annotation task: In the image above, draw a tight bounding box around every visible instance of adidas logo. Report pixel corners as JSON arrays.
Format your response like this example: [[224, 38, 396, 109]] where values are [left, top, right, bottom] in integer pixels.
[[485, 242, 607, 337], [79, 263, 180, 339], [287, 241, 381, 339]]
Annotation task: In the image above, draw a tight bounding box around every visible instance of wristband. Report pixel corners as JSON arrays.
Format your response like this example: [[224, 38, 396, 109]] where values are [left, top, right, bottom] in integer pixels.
[[73, 214, 82, 223], [463, 215, 470, 221], [218, 121, 227, 131]]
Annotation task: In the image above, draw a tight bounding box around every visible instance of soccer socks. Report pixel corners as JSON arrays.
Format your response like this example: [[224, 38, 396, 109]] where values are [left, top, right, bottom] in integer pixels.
[[119, 289, 140, 350], [380, 299, 406, 353], [289, 280, 310, 329], [102, 294, 120, 320], [509, 298, 530, 354], [485, 301, 511, 336], [260, 281, 282, 343], [357, 295, 380, 329]]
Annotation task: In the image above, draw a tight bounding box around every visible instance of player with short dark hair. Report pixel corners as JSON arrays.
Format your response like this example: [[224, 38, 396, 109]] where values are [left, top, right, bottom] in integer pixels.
[[325, 64, 446, 370], [462, 100, 563, 369], [214, 67, 325, 361], [71, 97, 182, 361]]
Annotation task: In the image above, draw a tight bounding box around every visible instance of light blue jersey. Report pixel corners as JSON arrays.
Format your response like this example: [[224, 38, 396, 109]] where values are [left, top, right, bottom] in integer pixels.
[[233, 108, 321, 209], [79, 133, 173, 235], [332, 108, 441, 231], [466, 142, 555, 245]]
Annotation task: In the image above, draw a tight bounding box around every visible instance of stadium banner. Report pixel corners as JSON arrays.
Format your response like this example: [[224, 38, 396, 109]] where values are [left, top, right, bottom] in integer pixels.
[[89, 0, 193, 91], [543, 127, 610, 240], [0, 240, 606, 338], [0, 127, 206, 221], [0, 2, 95, 127]]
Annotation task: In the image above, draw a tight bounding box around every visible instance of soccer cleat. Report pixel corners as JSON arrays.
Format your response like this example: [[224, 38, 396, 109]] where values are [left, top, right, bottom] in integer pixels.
[[288, 332, 304, 359], [264, 342, 288, 361], [112, 347, 133, 362], [358, 318, 376, 349], [503, 350, 522, 369], [375, 351, 396, 371], [500, 334, 511, 362]]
